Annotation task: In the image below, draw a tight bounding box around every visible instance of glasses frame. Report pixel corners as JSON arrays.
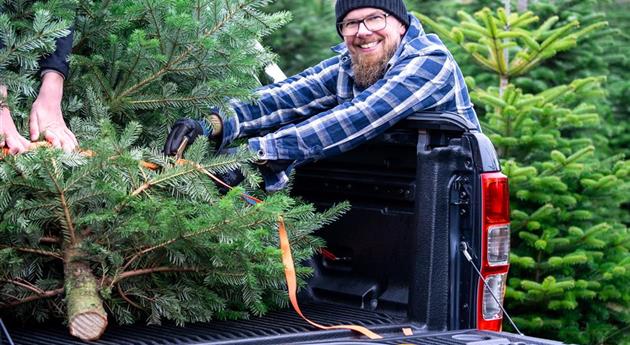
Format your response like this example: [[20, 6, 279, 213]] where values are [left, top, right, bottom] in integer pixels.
[[337, 13, 390, 37]]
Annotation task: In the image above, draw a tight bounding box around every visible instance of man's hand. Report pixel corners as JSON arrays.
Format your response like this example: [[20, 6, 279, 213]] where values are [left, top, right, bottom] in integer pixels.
[[164, 118, 205, 156], [1, 107, 32, 154], [29, 72, 78, 152]]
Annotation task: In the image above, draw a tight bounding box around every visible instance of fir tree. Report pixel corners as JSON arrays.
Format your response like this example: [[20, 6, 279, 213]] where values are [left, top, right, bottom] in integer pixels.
[[415, 5, 630, 344], [262, 0, 338, 77], [1, 0, 349, 341], [508, 0, 627, 164], [0, 119, 348, 339], [602, 0, 630, 154]]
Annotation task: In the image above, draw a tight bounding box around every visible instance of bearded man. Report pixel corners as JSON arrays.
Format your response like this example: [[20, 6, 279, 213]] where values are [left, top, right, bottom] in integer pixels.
[[164, 0, 479, 191]]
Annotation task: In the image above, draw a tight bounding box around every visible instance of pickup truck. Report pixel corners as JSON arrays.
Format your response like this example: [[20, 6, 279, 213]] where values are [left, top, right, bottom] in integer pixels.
[[1, 112, 563, 345]]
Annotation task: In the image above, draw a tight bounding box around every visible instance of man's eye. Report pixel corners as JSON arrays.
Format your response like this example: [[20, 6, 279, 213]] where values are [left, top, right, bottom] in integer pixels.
[[344, 21, 359, 28]]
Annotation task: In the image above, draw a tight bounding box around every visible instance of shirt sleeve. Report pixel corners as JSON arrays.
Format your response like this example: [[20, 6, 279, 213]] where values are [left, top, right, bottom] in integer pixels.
[[249, 49, 457, 162], [38, 28, 74, 79], [218, 55, 341, 148]]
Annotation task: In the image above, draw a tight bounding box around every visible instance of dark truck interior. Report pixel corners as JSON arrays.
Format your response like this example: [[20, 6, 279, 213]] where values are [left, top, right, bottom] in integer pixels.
[[1, 113, 559, 345]]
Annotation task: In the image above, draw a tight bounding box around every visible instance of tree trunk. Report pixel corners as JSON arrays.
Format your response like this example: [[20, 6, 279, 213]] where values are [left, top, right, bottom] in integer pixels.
[[64, 247, 108, 341]]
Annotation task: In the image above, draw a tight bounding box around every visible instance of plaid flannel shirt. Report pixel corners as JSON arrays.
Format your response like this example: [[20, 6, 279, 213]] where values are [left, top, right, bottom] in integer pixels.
[[216, 14, 479, 191]]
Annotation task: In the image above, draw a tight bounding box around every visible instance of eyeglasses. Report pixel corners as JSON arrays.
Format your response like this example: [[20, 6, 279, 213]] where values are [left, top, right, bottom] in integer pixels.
[[337, 13, 390, 37]]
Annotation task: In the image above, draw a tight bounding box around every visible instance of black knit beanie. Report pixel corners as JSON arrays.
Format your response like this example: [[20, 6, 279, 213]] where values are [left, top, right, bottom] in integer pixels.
[[335, 0, 409, 37]]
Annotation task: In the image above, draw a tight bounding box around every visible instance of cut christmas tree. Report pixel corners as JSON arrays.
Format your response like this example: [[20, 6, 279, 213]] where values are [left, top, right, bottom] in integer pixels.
[[1, 0, 348, 341], [0, 122, 347, 340]]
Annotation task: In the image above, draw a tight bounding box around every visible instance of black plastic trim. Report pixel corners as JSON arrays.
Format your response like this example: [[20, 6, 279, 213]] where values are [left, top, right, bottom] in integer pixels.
[[468, 133, 501, 173], [401, 112, 480, 132]]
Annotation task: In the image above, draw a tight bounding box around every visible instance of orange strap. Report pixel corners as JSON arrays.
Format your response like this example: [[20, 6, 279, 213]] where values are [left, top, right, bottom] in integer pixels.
[[278, 217, 382, 339], [1, 145, 158, 170], [3, 144, 382, 339]]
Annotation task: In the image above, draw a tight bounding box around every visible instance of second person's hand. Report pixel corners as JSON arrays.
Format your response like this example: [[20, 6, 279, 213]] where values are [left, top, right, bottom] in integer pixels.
[[29, 100, 77, 152], [1, 107, 32, 155], [29, 71, 78, 153]]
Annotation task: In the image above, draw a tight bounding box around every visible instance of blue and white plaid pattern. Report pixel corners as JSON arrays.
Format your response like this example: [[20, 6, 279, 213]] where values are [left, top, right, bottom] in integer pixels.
[[218, 14, 479, 191]]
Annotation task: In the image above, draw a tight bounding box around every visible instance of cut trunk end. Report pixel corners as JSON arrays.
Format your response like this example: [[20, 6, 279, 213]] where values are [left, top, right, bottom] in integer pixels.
[[65, 249, 108, 341], [69, 311, 108, 341]]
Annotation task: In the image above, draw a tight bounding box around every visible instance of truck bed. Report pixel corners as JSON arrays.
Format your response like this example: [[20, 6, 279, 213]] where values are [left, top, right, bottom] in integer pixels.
[[3, 303, 560, 345]]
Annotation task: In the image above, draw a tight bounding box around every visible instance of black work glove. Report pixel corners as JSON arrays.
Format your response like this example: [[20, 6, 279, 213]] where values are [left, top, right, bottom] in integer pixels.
[[163, 118, 207, 156]]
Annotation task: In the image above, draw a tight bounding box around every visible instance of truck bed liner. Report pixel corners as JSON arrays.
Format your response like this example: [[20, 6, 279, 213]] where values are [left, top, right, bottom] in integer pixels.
[[3, 303, 560, 345], [5, 303, 394, 345]]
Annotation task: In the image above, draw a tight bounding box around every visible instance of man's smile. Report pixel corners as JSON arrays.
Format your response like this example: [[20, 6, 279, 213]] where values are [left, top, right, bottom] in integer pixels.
[[356, 40, 382, 52]]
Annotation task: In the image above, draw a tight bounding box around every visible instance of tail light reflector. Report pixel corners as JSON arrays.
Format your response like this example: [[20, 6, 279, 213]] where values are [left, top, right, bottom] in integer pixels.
[[487, 225, 510, 266], [482, 273, 507, 320]]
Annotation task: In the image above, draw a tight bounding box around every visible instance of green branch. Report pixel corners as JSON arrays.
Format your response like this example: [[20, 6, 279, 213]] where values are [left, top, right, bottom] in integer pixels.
[[117, 0, 258, 99]]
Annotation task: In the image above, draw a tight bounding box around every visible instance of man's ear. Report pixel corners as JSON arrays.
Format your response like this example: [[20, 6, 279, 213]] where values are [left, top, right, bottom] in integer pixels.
[[399, 24, 407, 36]]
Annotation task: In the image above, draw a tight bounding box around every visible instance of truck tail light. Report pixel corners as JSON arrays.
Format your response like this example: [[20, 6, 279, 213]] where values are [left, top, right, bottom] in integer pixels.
[[477, 172, 510, 332]]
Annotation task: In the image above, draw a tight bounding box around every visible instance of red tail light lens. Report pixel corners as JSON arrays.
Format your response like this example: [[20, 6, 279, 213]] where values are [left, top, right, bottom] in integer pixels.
[[478, 172, 511, 332], [483, 173, 510, 225]]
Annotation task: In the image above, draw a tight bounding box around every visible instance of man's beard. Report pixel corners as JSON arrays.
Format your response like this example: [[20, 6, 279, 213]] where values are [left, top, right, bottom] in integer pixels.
[[351, 42, 398, 89]]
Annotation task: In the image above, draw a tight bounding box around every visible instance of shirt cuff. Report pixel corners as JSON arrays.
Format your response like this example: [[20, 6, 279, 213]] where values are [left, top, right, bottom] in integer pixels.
[[40, 69, 65, 80], [261, 170, 290, 192], [257, 162, 293, 192], [216, 109, 241, 152], [248, 137, 279, 160], [198, 119, 211, 137]]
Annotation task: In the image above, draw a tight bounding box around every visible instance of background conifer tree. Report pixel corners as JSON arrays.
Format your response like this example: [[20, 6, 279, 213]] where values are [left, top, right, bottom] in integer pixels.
[[509, 0, 629, 164], [415, 3, 630, 344], [262, 0, 337, 76], [1, 0, 348, 340], [602, 0, 630, 154]]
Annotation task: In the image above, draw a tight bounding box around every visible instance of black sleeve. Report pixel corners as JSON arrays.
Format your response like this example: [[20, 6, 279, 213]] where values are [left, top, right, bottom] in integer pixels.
[[0, 28, 74, 79], [38, 28, 74, 79]]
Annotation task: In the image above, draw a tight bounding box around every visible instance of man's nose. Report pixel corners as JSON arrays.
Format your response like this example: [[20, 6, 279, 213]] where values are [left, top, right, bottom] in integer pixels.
[[356, 21, 373, 36]]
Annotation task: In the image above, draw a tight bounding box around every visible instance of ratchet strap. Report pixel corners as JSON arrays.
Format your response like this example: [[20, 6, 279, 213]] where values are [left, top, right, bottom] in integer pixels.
[[1, 144, 382, 340], [277, 216, 382, 339]]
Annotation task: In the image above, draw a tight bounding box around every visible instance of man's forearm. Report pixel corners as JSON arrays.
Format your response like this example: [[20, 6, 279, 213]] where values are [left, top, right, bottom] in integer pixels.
[[231, 56, 340, 138], [218, 57, 341, 150]]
